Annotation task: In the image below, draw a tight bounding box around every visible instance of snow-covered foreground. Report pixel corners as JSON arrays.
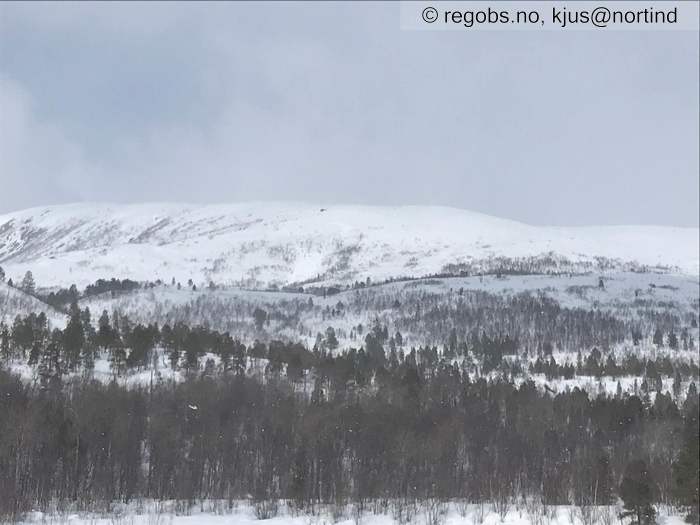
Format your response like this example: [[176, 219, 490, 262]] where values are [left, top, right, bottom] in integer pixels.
[[15, 501, 691, 525], [1, 202, 698, 290]]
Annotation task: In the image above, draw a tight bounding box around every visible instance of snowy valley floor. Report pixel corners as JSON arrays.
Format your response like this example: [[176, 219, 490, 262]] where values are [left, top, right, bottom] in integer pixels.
[[14, 501, 691, 525]]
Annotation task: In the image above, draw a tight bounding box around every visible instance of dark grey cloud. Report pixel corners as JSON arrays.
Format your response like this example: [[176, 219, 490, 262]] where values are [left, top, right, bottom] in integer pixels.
[[0, 2, 697, 226]]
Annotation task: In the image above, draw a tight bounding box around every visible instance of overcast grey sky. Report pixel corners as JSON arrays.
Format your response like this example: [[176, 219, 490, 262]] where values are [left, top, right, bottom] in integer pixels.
[[0, 2, 698, 226]]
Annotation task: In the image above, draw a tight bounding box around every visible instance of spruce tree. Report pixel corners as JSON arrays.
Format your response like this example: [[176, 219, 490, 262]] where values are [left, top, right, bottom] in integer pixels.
[[0, 324, 9, 361], [20, 271, 36, 295], [253, 308, 267, 331], [668, 331, 679, 350], [619, 459, 656, 525], [653, 328, 664, 347], [324, 327, 339, 351], [673, 400, 699, 524], [63, 301, 85, 369]]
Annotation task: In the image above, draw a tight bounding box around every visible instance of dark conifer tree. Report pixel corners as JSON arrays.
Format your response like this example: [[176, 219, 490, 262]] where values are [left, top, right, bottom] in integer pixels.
[[673, 397, 699, 523], [619, 459, 656, 525]]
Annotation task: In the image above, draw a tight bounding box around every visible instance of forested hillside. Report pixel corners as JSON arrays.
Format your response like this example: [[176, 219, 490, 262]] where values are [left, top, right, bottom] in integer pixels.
[[0, 205, 698, 525]]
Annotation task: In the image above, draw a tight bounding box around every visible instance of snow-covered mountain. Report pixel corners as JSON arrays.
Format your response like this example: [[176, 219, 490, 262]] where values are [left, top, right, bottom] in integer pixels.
[[0, 202, 697, 289]]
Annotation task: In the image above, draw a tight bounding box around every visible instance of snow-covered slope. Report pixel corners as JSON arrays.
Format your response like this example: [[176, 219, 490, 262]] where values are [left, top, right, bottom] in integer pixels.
[[0, 202, 697, 288], [0, 281, 66, 326]]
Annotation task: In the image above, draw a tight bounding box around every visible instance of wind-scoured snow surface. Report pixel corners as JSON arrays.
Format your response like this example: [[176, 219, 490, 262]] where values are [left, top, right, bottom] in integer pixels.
[[0, 202, 698, 289]]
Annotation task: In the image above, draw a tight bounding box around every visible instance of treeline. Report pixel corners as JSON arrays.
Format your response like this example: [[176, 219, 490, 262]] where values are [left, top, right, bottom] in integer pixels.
[[0, 360, 698, 523], [2, 309, 697, 392], [529, 348, 699, 386], [36, 278, 141, 309]]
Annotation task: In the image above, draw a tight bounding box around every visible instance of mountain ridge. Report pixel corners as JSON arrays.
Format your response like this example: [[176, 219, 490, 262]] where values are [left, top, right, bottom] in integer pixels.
[[0, 202, 697, 289]]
